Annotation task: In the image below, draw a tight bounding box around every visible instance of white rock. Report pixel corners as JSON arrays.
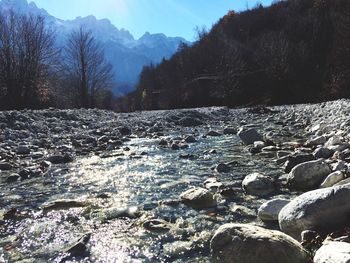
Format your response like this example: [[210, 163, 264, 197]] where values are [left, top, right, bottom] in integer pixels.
[[314, 241, 350, 263], [287, 159, 331, 190], [180, 187, 217, 209], [279, 184, 350, 240], [320, 171, 345, 188], [254, 141, 266, 149], [210, 224, 310, 263], [242, 173, 275, 196], [258, 199, 290, 222], [325, 136, 344, 147]]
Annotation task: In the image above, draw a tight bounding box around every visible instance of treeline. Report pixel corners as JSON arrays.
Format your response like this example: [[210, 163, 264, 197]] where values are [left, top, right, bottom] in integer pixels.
[[0, 11, 114, 110], [119, 0, 350, 111]]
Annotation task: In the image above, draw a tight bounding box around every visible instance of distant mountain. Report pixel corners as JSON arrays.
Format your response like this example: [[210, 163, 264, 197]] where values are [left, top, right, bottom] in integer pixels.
[[0, 0, 189, 96]]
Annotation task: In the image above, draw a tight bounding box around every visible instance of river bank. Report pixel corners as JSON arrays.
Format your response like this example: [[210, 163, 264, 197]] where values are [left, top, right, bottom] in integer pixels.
[[1, 100, 350, 262]]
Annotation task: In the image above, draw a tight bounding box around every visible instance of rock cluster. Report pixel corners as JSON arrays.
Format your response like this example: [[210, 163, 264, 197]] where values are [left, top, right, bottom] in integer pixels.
[[3, 100, 350, 262]]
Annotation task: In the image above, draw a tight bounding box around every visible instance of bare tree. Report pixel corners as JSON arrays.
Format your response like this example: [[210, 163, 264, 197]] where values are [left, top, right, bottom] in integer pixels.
[[0, 11, 58, 109], [64, 27, 113, 108]]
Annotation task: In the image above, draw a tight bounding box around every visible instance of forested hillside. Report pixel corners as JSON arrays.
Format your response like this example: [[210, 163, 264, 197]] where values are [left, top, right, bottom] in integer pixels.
[[119, 0, 350, 111]]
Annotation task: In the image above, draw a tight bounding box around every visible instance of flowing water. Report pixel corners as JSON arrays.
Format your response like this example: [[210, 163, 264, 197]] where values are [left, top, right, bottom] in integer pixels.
[[0, 125, 297, 263]]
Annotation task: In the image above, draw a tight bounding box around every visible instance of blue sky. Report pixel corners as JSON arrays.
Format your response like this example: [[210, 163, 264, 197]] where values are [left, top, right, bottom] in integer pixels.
[[30, 0, 274, 40]]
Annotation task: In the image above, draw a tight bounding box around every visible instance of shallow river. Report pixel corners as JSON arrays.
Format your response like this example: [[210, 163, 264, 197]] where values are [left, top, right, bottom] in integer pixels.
[[0, 125, 296, 262]]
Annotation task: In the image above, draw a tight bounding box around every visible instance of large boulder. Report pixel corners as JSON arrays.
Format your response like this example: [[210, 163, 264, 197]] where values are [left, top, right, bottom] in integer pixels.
[[279, 184, 350, 240], [237, 128, 263, 145], [180, 187, 216, 209], [210, 223, 310, 263], [314, 241, 350, 263], [287, 159, 331, 191], [242, 173, 275, 196], [258, 199, 290, 222]]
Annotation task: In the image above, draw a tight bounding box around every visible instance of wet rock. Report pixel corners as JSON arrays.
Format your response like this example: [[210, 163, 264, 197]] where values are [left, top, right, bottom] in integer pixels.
[[237, 128, 263, 145], [179, 117, 203, 127], [0, 162, 12, 171], [159, 139, 168, 146], [216, 163, 230, 173], [314, 147, 334, 159], [180, 187, 217, 209], [179, 153, 197, 159], [163, 240, 193, 258], [184, 135, 196, 143], [6, 174, 20, 183], [42, 199, 87, 212], [171, 143, 180, 150], [242, 173, 275, 196], [320, 171, 345, 188], [207, 131, 222, 137], [98, 135, 110, 143], [143, 219, 172, 233], [258, 199, 289, 222], [314, 241, 350, 263], [305, 136, 327, 147], [91, 206, 140, 221], [287, 159, 331, 191], [279, 184, 350, 240], [218, 185, 240, 198], [119, 126, 132, 136], [223, 127, 237, 135], [277, 151, 291, 159], [16, 145, 30, 155], [210, 223, 310, 263], [284, 153, 315, 173], [230, 204, 256, 217], [204, 178, 223, 190], [249, 146, 261, 154], [65, 233, 91, 257], [18, 169, 32, 180], [47, 154, 73, 164], [2, 208, 29, 221]]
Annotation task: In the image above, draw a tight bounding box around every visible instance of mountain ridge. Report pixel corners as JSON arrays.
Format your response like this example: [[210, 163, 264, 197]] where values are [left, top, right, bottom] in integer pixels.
[[0, 0, 190, 96]]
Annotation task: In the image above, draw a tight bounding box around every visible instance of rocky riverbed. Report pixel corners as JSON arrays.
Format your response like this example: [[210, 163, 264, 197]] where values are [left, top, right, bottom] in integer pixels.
[[1, 100, 350, 262]]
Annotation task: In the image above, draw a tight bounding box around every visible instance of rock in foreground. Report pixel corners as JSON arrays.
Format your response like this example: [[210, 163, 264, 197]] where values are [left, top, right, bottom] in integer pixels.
[[314, 241, 350, 263], [210, 223, 310, 263], [279, 184, 350, 240]]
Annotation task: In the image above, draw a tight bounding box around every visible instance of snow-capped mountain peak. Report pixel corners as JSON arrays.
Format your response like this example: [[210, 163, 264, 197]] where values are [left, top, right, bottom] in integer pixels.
[[0, 0, 189, 95]]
